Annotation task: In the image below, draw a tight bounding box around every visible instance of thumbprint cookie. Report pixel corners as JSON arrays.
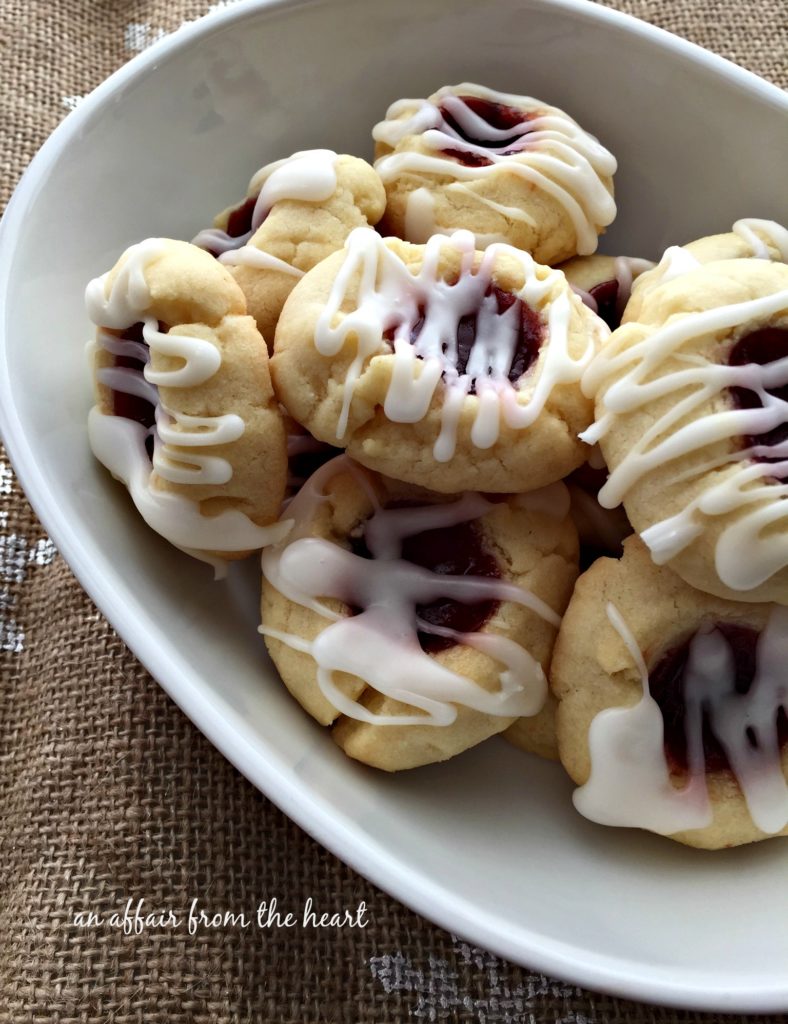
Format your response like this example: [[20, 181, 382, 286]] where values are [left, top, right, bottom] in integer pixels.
[[272, 228, 606, 494], [86, 238, 288, 564], [583, 258, 788, 603], [260, 456, 578, 770], [372, 82, 616, 264], [559, 254, 654, 331], [552, 536, 788, 849]]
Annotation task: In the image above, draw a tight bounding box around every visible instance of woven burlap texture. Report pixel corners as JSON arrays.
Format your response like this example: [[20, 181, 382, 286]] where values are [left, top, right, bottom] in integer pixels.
[[1, 2, 786, 1022]]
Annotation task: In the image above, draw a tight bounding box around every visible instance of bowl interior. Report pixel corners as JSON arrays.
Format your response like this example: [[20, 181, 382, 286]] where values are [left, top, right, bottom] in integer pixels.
[[2, 0, 788, 1010]]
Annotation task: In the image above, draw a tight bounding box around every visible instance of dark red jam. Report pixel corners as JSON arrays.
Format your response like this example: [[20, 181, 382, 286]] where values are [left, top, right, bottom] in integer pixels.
[[225, 195, 258, 239], [110, 321, 158, 459], [438, 96, 534, 166], [649, 622, 788, 774], [388, 284, 543, 392], [728, 327, 788, 467], [201, 195, 259, 257], [350, 509, 500, 654], [588, 278, 620, 331]]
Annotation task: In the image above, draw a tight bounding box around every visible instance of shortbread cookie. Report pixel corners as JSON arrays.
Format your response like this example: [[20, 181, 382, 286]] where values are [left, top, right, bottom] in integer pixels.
[[87, 238, 288, 563], [559, 254, 654, 330], [627, 218, 788, 321], [261, 456, 578, 771], [272, 228, 605, 494], [192, 150, 386, 345], [372, 83, 617, 264], [552, 536, 788, 849], [583, 258, 788, 603]]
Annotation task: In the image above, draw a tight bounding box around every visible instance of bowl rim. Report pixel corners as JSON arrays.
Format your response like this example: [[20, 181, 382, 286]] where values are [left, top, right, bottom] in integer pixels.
[[2, 0, 788, 1011]]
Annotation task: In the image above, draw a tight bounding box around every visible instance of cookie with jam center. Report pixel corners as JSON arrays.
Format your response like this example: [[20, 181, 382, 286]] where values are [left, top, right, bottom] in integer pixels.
[[87, 238, 288, 564], [583, 258, 788, 603], [260, 456, 578, 771], [558, 253, 654, 331], [272, 228, 605, 494], [372, 83, 617, 264], [552, 536, 788, 849]]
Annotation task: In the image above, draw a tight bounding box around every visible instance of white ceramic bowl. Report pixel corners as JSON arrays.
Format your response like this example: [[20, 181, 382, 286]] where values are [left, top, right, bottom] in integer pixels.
[[2, 0, 787, 1011]]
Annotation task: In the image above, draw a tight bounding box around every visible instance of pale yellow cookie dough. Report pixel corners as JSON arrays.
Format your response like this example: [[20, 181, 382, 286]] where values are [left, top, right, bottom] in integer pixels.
[[627, 220, 788, 322]]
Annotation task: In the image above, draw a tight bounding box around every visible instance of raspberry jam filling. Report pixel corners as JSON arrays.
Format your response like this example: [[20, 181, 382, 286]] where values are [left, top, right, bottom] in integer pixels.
[[649, 622, 788, 774], [588, 279, 620, 331], [110, 321, 158, 458], [225, 195, 258, 239], [387, 284, 543, 393], [201, 195, 260, 257], [350, 510, 500, 654], [438, 95, 535, 167], [729, 327, 788, 465]]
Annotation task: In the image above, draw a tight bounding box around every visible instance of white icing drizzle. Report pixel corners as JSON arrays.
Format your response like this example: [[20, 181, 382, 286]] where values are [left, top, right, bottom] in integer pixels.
[[582, 285, 788, 591], [218, 246, 305, 277], [570, 284, 596, 313], [152, 407, 245, 486], [733, 218, 788, 262], [373, 83, 617, 254], [86, 239, 288, 554], [192, 149, 339, 255], [612, 256, 655, 314], [574, 603, 712, 833], [96, 364, 159, 407], [89, 408, 289, 551], [313, 227, 600, 460], [404, 187, 436, 243], [575, 602, 788, 836], [261, 457, 561, 726]]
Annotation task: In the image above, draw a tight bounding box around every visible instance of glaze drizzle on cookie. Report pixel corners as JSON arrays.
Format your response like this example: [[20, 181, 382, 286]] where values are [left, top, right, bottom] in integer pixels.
[[87, 238, 289, 555], [315, 227, 600, 461], [733, 218, 788, 262], [574, 603, 788, 836], [373, 83, 617, 254], [582, 277, 788, 592], [192, 149, 340, 257], [630, 218, 788, 297], [261, 457, 563, 726]]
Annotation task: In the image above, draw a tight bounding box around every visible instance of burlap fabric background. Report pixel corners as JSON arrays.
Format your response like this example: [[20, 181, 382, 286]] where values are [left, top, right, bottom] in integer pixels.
[[1, 2, 786, 1021]]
